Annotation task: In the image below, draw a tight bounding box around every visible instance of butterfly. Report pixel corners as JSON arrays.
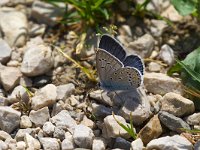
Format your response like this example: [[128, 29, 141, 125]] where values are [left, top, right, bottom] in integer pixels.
[[96, 34, 144, 91]]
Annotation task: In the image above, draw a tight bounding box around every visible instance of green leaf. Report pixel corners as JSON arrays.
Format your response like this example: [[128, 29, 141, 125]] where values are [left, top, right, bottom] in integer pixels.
[[167, 62, 182, 76], [171, 0, 197, 16]]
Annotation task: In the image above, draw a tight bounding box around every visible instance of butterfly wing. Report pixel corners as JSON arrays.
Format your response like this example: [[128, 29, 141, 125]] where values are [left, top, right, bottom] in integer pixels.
[[99, 34, 126, 62], [109, 67, 142, 90], [123, 55, 144, 75], [96, 48, 123, 90]]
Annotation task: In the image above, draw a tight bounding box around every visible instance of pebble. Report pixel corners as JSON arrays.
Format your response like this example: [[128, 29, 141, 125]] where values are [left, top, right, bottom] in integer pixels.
[[194, 140, 200, 150], [0, 65, 22, 91], [159, 44, 175, 65], [24, 133, 41, 149], [103, 115, 130, 138], [144, 73, 183, 95], [31, 84, 57, 110], [31, 1, 65, 27], [73, 124, 94, 149], [56, 83, 75, 100], [0, 130, 11, 141], [113, 137, 131, 149], [30, 23, 46, 37], [148, 62, 161, 72], [53, 126, 65, 140], [42, 122, 55, 136], [15, 128, 35, 141], [80, 115, 95, 129], [51, 100, 65, 116], [161, 92, 195, 117], [150, 19, 168, 37], [39, 137, 60, 150], [16, 141, 26, 150], [127, 34, 154, 58], [50, 110, 77, 132], [185, 113, 200, 125], [0, 106, 21, 133], [20, 115, 32, 128], [21, 39, 53, 76], [138, 115, 162, 145], [92, 103, 112, 118], [20, 76, 32, 87], [29, 107, 50, 127], [0, 140, 8, 150], [146, 135, 193, 150], [62, 138, 75, 150], [158, 111, 190, 133], [0, 7, 28, 47], [130, 138, 144, 150], [0, 39, 12, 64], [92, 137, 106, 150]]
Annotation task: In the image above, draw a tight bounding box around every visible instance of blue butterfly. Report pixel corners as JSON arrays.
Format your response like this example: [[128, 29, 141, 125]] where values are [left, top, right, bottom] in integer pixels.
[[96, 34, 144, 91]]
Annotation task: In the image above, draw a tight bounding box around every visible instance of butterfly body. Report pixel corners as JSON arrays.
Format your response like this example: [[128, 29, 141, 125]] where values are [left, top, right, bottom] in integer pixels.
[[96, 34, 144, 91]]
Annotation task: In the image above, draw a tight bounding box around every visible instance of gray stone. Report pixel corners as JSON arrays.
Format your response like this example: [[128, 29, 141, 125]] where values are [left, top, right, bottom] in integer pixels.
[[24, 133, 41, 150], [0, 106, 21, 133], [20, 115, 32, 128], [80, 115, 95, 129], [5, 138, 17, 149], [91, 103, 112, 118], [131, 138, 144, 150], [146, 135, 192, 150], [144, 73, 183, 95], [159, 44, 175, 65], [21, 38, 53, 76], [161, 92, 195, 117], [148, 62, 161, 72], [20, 76, 32, 87], [103, 115, 130, 138], [113, 137, 131, 149], [39, 137, 60, 150], [194, 140, 200, 150], [158, 111, 190, 133], [0, 65, 22, 91], [62, 138, 75, 150], [185, 113, 200, 125], [15, 128, 35, 141], [16, 141, 26, 150], [53, 126, 65, 140], [31, 84, 57, 110], [73, 124, 94, 149], [50, 110, 77, 132], [0, 7, 28, 47], [42, 122, 55, 136], [30, 23, 46, 37], [0, 140, 8, 150], [56, 83, 75, 100], [127, 34, 154, 58], [150, 19, 168, 37], [0, 39, 12, 64], [29, 107, 50, 127], [31, 1, 65, 27], [0, 130, 11, 141], [92, 137, 106, 150]]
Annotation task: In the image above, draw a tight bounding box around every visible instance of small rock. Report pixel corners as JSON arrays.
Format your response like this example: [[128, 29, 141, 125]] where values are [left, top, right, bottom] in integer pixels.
[[185, 113, 200, 125], [24, 133, 41, 150], [158, 111, 190, 133], [194, 140, 200, 150], [0, 140, 8, 150], [0, 130, 11, 141], [159, 44, 175, 65], [73, 124, 94, 149], [31, 1, 65, 27], [0, 65, 22, 91], [161, 92, 195, 117], [92, 137, 106, 150], [161, 5, 183, 22], [16, 141, 26, 150], [80, 115, 95, 129], [39, 137, 60, 150], [118, 25, 132, 37], [148, 62, 161, 72], [29, 107, 50, 127], [62, 138, 75, 150], [146, 135, 192, 150], [91, 103, 112, 118], [0, 39, 12, 64], [103, 115, 130, 138], [113, 137, 131, 149], [56, 83, 75, 100], [127, 34, 154, 58], [20, 76, 32, 87], [20, 115, 32, 128], [130, 138, 144, 150], [7, 85, 29, 104], [89, 90, 113, 106], [51, 100, 65, 116], [30, 23, 46, 37], [31, 84, 57, 110], [50, 110, 77, 132], [32, 75, 51, 88], [53, 127, 65, 140], [21, 39, 53, 76], [5, 138, 17, 149], [138, 115, 162, 145], [150, 19, 168, 37], [0, 106, 21, 133], [42, 122, 55, 136], [0, 7, 28, 47], [144, 73, 183, 95], [15, 128, 35, 141]]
